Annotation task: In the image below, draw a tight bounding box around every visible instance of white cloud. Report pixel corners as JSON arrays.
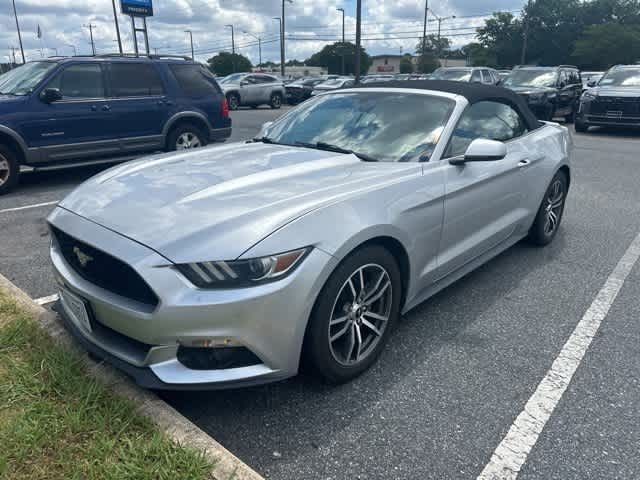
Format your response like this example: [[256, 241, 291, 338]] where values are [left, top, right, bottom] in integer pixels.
[[1, 0, 524, 65]]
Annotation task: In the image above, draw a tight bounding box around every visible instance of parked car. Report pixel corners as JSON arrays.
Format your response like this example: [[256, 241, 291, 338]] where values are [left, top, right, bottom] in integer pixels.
[[502, 65, 583, 122], [361, 75, 394, 84], [311, 77, 355, 95], [575, 65, 640, 132], [285, 77, 326, 104], [219, 73, 285, 110], [0, 55, 231, 194], [497, 70, 512, 82], [49, 81, 571, 390], [431, 67, 500, 85], [580, 71, 604, 89]]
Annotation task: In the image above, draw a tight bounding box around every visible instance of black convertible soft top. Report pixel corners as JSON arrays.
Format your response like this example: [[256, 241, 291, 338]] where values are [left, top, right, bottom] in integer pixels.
[[356, 80, 542, 131]]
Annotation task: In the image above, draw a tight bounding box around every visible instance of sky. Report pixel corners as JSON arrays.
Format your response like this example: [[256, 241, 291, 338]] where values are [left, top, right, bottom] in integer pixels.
[[1, 0, 526, 65]]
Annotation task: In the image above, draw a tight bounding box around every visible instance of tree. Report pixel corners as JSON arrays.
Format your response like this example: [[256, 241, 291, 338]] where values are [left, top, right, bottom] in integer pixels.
[[306, 42, 372, 75], [414, 34, 450, 73], [573, 23, 640, 69], [399, 55, 414, 73], [476, 12, 523, 67], [285, 59, 305, 66], [460, 43, 496, 67], [207, 52, 252, 76]]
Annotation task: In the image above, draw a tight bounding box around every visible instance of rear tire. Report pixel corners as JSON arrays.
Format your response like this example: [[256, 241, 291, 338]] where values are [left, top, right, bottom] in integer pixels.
[[527, 171, 568, 246], [0, 144, 19, 196], [166, 124, 207, 152], [270, 93, 283, 109], [304, 245, 402, 384]]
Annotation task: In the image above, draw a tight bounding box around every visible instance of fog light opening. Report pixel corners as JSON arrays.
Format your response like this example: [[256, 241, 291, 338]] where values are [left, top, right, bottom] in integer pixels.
[[176, 344, 262, 370]]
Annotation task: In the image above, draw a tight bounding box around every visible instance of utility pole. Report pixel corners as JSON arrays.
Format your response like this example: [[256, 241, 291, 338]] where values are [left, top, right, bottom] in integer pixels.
[[225, 25, 235, 72], [50, 47, 58, 56], [11, 0, 25, 63], [355, 0, 362, 83], [273, 17, 282, 72], [280, 0, 293, 78], [421, 0, 428, 72], [185, 30, 194, 60], [9, 47, 17, 65], [111, 0, 123, 55], [337, 7, 345, 75], [243, 31, 262, 67], [521, 0, 533, 65], [67, 44, 77, 56], [84, 23, 96, 55], [428, 9, 455, 61]]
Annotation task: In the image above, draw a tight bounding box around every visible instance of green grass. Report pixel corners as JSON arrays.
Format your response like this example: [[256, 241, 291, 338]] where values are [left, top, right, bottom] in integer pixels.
[[0, 293, 214, 480]]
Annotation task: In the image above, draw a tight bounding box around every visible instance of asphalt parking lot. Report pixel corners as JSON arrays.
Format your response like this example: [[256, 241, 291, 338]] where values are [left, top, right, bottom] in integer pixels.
[[1, 110, 639, 479]]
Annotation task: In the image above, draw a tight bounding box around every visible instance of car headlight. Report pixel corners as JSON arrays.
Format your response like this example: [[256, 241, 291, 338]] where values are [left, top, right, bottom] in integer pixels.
[[175, 247, 311, 288]]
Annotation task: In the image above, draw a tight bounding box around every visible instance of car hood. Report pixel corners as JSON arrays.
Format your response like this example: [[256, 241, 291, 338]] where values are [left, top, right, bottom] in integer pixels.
[[506, 85, 557, 95], [58, 142, 420, 263], [588, 86, 640, 98]]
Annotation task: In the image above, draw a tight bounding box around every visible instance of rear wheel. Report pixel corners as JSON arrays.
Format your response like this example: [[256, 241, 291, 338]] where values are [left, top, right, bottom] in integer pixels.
[[527, 171, 568, 246], [270, 92, 283, 109], [575, 118, 589, 133], [166, 124, 207, 152], [304, 245, 402, 383], [0, 145, 19, 195], [226, 93, 240, 111]]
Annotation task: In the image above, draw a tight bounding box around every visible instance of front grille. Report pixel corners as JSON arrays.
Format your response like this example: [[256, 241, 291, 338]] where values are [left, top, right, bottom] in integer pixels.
[[590, 97, 640, 116], [52, 226, 159, 307]]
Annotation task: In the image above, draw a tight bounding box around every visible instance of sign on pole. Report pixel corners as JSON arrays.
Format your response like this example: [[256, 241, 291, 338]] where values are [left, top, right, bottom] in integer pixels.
[[120, 0, 153, 17]]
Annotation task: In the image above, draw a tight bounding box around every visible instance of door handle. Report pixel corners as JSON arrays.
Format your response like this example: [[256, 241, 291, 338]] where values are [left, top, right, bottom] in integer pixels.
[[518, 159, 531, 167], [101, 105, 111, 111]]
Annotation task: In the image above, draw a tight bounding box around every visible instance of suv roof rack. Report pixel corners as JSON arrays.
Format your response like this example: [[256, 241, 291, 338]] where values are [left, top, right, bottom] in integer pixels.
[[94, 53, 193, 61], [558, 65, 578, 69]]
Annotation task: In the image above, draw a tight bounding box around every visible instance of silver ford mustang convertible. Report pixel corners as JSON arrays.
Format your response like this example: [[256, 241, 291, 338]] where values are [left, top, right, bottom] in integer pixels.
[[49, 81, 572, 390]]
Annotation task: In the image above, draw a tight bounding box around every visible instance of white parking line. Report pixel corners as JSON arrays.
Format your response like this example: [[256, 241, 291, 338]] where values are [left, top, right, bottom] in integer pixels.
[[0, 200, 59, 214], [478, 230, 640, 480], [34, 293, 59, 306]]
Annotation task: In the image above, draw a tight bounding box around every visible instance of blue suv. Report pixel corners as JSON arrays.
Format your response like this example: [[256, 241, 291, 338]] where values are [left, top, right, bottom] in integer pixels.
[[0, 55, 231, 194]]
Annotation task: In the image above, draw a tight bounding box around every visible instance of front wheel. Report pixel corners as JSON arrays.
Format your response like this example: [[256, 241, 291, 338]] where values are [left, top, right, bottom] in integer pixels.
[[0, 145, 19, 195], [166, 124, 207, 152], [527, 171, 568, 246], [270, 93, 283, 109], [226, 93, 240, 111], [575, 118, 589, 133], [304, 245, 402, 383]]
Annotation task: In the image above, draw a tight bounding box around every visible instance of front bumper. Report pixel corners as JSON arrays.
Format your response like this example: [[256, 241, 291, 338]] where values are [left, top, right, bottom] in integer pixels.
[[48, 206, 336, 390]]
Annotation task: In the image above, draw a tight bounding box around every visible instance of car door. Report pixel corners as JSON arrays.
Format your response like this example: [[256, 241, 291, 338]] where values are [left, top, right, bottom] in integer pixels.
[[105, 62, 169, 152], [437, 101, 533, 277], [21, 62, 118, 162], [556, 70, 574, 115], [239, 75, 260, 104]]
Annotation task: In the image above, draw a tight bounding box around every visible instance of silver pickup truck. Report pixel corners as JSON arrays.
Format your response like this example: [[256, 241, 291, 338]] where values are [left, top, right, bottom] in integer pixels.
[[219, 73, 286, 110]]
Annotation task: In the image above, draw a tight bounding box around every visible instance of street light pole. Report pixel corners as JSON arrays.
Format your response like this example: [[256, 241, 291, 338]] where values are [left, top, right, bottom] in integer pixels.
[[185, 30, 194, 60], [428, 9, 455, 61], [84, 24, 96, 55], [273, 17, 282, 73], [243, 31, 262, 67], [11, 0, 25, 63], [111, 0, 123, 55], [280, 0, 293, 78], [337, 7, 345, 75], [421, 0, 428, 72], [67, 44, 77, 56], [225, 25, 235, 73], [355, 0, 362, 82]]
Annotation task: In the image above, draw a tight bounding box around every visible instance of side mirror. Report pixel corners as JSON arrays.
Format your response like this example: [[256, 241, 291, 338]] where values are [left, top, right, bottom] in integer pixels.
[[40, 88, 62, 103], [449, 139, 507, 165], [587, 80, 597, 88]]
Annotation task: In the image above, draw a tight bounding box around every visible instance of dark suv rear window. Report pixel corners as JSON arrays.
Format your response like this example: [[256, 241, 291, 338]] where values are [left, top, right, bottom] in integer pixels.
[[169, 64, 221, 97], [109, 63, 164, 97]]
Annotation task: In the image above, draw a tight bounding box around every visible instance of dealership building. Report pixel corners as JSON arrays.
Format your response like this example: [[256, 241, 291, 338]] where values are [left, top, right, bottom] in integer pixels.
[[368, 55, 466, 74]]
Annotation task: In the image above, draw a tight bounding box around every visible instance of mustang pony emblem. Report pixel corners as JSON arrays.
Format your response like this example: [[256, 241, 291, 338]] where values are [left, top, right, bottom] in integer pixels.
[[73, 246, 93, 268]]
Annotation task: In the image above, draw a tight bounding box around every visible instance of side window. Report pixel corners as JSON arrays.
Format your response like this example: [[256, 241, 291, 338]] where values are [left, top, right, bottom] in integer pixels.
[[446, 101, 528, 158], [481, 70, 493, 84], [243, 75, 258, 84], [45, 63, 104, 99], [109, 63, 164, 97], [558, 70, 569, 87], [471, 70, 482, 83], [169, 64, 220, 97], [570, 70, 581, 85]]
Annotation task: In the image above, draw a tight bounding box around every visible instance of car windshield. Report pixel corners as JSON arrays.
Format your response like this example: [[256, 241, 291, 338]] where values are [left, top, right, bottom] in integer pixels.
[[598, 69, 640, 87], [262, 92, 454, 163], [0, 61, 57, 95], [503, 69, 557, 88], [219, 73, 245, 84], [432, 69, 472, 82]]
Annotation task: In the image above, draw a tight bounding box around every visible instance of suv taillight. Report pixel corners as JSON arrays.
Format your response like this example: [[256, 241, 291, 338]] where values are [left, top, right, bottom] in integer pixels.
[[222, 98, 229, 118]]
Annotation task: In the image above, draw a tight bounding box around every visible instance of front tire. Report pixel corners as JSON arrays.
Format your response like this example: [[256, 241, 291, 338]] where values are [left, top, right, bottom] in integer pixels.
[[166, 124, 207, 152], [226, 93, 240, 111], [304, 245, 402, 383], [0, 145, 19, 195], [270, 92, 283, 109], [527, 171, 568, 246], [575, 118, 589, 133]]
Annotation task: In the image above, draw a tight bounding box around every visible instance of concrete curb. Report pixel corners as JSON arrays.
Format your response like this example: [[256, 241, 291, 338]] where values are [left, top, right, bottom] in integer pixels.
[[0, 273, 264, 480]]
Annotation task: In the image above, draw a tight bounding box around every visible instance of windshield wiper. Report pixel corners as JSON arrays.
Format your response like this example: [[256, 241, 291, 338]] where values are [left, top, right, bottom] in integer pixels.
[[294, 141, 379, 162], [252, 136, 278, 144]]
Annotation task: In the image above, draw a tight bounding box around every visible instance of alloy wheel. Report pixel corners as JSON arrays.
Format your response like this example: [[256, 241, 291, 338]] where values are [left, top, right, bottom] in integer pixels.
[[328, 264, 393, 366], [176, 132, 202, 150], [272, 95, 282, 108], [544, 179, 564, 235], [0, 155, 9, 187]]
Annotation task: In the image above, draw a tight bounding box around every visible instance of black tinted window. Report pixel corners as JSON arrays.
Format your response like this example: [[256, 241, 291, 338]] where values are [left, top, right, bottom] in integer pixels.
[[169, 64, 219, 96], [471, 70, 482, 83], [109, 63, 164, 97], [447, 101, 528, 157], [46, 63, 104, 99]]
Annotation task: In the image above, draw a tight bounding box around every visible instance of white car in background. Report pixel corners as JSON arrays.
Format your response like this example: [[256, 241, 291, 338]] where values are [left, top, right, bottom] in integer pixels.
[[311, 77, 355, 96]]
